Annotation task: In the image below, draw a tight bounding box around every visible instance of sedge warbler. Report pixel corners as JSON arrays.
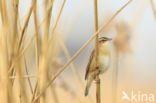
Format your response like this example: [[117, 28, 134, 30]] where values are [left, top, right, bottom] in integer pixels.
[[85, 37, 112, 96]]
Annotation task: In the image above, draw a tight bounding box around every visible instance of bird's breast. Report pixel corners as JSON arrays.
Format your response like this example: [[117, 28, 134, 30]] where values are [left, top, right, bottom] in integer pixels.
[[98, 54, 110, 74]]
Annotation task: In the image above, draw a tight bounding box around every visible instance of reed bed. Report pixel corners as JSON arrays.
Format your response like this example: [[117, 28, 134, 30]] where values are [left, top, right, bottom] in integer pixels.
[[1, 0, 149, 103]]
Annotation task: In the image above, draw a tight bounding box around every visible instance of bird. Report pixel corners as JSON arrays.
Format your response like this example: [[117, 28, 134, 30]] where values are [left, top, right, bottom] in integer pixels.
[[85, 37, 112, 96]]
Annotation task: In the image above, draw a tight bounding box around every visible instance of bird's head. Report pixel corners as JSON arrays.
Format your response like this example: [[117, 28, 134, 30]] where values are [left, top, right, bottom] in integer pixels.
[[99, 37, 112, 47]]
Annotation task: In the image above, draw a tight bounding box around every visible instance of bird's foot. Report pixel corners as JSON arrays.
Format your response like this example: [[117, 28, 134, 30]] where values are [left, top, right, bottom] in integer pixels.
[[95, 66, 100, 75]]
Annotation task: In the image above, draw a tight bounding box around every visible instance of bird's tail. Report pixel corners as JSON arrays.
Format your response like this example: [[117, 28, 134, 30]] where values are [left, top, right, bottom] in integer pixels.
[[85, 79, 92, 96], [85, 85, 89, 96]]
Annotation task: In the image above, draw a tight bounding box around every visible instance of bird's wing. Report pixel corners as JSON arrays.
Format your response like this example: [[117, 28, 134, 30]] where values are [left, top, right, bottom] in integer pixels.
[[85, 50, 94, 80]]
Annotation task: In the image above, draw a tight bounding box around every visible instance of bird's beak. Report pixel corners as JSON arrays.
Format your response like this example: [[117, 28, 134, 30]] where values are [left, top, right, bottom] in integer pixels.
[[106, 38, 112, 41]]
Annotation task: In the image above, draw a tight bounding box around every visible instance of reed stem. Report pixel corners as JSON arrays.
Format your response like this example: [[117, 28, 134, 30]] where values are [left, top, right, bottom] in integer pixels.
[[93, 0, 100, 103]]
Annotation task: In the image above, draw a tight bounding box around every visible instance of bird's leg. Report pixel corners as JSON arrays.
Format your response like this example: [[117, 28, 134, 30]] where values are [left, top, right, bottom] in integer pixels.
[[95, 66, 100, 74], [95, 66, 100, 84], [91, 66, 100, 73]]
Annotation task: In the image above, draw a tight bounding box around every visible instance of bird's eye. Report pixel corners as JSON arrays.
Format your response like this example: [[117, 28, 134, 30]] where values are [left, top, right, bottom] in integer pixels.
[[102, 40, 105, 42]]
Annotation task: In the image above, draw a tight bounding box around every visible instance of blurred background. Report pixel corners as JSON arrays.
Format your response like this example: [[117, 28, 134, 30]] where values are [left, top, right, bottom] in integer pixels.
[[1, 0, 156, 103]]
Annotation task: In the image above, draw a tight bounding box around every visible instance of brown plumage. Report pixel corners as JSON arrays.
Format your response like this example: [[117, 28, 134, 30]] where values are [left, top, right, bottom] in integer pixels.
[[85, 37, 112, 96]]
